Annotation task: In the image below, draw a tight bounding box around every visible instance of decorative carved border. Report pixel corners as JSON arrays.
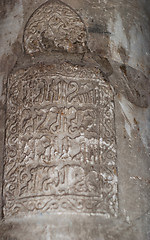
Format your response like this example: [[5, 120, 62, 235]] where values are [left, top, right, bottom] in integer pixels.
[[3, 63, 118, 218]]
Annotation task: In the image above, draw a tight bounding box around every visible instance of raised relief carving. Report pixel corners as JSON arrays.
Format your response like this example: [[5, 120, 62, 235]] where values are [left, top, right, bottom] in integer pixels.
[[3, 63, 118, 218], [23, 0, 87, 54]]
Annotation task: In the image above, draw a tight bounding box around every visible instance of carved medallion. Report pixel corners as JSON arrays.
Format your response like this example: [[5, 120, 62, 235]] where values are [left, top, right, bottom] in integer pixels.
[[3, 63, 118, 218], [23, 0, 87, 54]]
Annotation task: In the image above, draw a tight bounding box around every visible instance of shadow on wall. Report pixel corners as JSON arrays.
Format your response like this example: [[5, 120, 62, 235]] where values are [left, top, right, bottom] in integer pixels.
[[144, 0, 150, 20]]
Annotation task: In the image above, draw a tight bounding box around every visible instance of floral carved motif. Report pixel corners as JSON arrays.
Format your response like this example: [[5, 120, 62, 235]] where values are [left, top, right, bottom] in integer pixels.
[[4, 63, 118, 218], [24, 0, 87, 54]]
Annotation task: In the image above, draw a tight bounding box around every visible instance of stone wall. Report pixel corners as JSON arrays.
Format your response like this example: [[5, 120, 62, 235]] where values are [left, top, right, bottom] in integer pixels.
[[0, 0, 150, 239]]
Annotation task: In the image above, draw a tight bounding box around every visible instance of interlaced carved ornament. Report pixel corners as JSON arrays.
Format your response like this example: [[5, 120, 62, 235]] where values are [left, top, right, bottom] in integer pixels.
[[24, 0, 87, 54], [4, 63, 118, 218]]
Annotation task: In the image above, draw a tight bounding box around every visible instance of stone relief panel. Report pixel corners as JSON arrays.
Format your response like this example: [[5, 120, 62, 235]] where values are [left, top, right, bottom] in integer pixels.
[[23, 0, 87, 54], [3, 63, 118, 218]]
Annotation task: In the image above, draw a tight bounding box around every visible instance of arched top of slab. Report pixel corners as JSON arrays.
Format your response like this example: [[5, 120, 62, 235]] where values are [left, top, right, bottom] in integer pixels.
[[23, 0, 87, 54]]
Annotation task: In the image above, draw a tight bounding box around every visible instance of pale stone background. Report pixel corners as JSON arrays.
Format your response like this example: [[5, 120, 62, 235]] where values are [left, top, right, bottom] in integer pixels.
[[0, 0, 150, 239]]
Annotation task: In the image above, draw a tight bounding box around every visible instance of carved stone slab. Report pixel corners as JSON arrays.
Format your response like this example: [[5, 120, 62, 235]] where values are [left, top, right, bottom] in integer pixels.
[[24, 0, 87, 54], [3, 63, 118, 218]]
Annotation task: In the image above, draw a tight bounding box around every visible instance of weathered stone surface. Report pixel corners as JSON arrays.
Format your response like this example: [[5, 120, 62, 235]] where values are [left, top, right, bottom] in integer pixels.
[[0, 0, 150, 239], [4, 63, 117, 218], [24, 0, 87, 54]]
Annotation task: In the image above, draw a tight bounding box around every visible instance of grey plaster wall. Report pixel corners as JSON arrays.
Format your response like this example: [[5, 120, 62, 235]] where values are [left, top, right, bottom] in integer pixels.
[[0, 0, 150, 239]]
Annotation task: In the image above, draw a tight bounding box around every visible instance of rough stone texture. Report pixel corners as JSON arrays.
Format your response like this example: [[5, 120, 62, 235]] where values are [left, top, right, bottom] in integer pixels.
[[23, 0, 87, 54], [4, 63, 117, 218], [0, 0, 149, 239]]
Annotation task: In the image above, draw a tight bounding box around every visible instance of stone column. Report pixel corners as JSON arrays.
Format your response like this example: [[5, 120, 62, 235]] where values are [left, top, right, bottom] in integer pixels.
[[0, 0, 149, 239]]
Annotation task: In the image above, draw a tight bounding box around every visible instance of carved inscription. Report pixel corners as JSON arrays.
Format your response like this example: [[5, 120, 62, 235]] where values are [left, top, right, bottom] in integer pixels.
[[4, 63, 118, 217], [24, 0, 87, 54]]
